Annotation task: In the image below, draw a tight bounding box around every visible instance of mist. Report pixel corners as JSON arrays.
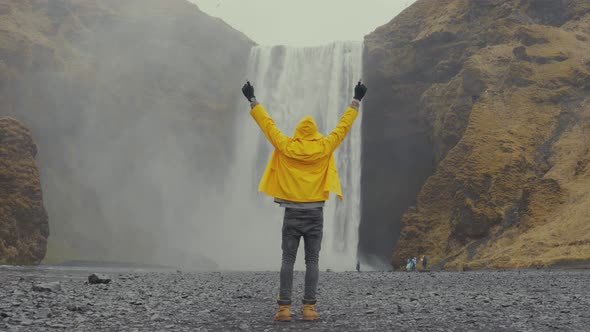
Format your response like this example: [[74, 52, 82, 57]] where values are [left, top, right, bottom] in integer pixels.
[[3, 0, 405, 271], [4, 0, 252, 270]]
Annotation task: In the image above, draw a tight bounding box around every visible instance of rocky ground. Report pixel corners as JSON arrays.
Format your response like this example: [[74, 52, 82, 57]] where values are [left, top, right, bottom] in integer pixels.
[[0, 266, 588, 331]]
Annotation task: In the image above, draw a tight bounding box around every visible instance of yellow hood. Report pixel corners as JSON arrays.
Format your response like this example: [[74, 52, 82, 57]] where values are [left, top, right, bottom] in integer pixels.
[[250, 104, 358, 202], [293, 116, 323, 141]]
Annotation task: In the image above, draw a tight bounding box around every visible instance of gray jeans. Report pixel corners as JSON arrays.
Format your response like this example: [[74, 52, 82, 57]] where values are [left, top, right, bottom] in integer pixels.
[[278, 207, 323, 305]]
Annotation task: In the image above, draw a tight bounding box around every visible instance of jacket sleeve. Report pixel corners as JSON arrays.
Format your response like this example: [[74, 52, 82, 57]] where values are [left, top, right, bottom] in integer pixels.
[[324, 107, 359, 152], [250, 104, 289, 151]]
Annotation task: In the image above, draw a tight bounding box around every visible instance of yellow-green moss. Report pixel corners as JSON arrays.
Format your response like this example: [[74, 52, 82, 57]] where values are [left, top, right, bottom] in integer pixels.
[[368, 0, 590, 270]]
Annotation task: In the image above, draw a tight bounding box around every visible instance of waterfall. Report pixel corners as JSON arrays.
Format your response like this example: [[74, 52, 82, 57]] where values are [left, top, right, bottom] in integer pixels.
[[219, 42, 362, 271]]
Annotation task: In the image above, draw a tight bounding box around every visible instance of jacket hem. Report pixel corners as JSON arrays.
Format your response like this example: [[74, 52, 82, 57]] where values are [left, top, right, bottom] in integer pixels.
[[260, 191, 333, 203]]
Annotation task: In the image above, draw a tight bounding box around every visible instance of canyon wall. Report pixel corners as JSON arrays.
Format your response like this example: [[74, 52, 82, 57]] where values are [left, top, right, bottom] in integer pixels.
[[0, 117, 48, 264], [362, 0, 590, 269]]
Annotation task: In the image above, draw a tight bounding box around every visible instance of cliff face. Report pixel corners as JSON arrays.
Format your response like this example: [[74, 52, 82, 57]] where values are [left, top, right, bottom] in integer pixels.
[[363, 0, 590, 269], [0, 117, 48, 264], [0, 0, 253, 266]]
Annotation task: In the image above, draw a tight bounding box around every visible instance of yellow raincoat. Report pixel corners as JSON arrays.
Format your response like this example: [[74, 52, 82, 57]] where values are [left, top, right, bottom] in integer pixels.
[[250, 103, 358, 202]]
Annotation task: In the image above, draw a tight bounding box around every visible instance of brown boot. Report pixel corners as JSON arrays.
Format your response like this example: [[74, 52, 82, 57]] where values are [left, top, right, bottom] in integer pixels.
[[302, 304, 319, 321], [274, 304, 291, 322]]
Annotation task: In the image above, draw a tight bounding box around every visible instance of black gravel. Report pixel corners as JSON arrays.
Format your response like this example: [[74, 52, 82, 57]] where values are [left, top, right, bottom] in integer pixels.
[[0, 266, 588, 331]]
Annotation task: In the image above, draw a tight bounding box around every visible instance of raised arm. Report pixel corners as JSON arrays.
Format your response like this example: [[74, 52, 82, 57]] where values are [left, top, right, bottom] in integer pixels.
[[324, 81, 368, 152], [250, 101, 289, 151], [242, 81, 289, 151], [324, 102, 359, 152]]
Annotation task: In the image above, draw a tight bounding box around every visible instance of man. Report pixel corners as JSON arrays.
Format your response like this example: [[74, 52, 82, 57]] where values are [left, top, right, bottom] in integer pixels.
[[241, 80, 367, 322]]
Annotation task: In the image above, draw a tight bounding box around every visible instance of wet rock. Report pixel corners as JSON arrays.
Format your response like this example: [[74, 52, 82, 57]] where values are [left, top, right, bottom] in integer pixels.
[[46, 322, 67, 328], [396, 304, 404, 314], [32, 282, 61, 292], [513, 46, 529, 61], [234, 294, 252, 299], [66, 304, 85, 312], [88, 274, 111, 285]]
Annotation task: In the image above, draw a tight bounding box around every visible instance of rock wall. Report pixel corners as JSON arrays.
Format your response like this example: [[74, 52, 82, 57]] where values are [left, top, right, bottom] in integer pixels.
[[0, 0, 253, 266], [0, 117, 48, 264], [362, 0, 590, 269]]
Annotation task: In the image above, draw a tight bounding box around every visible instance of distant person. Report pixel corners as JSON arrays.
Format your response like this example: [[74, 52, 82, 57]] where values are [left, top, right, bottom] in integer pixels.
[[422, 255, 427, 270], [241, 80, 367, 322], [412, 257, 417, 272], [356, 261, 361, 272], [406, 258, 412, 272]]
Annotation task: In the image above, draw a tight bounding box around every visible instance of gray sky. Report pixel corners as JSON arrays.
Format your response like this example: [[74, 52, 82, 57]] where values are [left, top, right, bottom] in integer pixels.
[[189, 0, 416, 46]]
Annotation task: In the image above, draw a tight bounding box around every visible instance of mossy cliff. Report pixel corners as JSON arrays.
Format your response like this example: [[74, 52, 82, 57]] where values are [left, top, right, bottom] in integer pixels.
[[0, 0, 253, 265], [0, 117, 48, 264], [362, 0, 590, 269]]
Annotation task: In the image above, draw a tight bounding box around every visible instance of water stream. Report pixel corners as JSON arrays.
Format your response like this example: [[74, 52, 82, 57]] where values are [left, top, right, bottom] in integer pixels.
[[220, 42, 363, 271]]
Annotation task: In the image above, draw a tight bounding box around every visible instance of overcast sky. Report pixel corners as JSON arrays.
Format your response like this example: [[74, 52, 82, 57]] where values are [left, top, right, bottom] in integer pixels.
[[189, 0, 417, 46]]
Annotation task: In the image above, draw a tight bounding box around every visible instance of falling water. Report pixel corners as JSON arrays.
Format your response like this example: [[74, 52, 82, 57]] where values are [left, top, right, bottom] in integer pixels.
[[220, 42, 363, 271]]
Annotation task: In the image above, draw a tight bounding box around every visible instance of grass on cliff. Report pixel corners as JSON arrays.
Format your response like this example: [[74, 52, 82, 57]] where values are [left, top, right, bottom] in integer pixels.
[[392, 5, 590, 270]]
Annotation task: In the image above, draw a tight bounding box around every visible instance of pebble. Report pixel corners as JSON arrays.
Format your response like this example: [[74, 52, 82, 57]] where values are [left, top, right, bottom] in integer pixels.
[[32, 282, 61, 292], [88, 274, 111, 285]]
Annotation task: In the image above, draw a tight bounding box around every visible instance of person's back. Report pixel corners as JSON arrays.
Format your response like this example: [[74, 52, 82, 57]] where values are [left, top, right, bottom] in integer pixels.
[[248, 100, 359, 203], [242, 80, 367, 322]]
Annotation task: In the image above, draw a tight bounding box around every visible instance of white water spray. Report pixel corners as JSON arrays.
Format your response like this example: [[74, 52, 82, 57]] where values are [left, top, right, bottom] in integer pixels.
[[218, 42, 363, 271]]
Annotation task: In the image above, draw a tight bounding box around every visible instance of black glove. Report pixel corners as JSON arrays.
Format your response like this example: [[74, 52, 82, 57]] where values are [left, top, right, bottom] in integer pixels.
[[242, 81, 255, 102], [354, 81, 368, 101]]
